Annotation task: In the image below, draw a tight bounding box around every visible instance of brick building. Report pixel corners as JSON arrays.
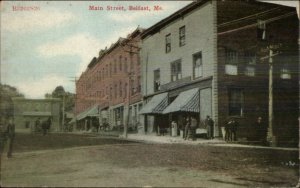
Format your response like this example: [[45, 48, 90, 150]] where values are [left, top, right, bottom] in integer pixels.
[[75, 28, 144, 131], [139, 0, 299, 146]]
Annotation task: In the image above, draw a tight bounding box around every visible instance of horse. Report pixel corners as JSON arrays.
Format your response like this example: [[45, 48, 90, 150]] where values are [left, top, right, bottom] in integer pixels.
[[41, 117, 52, 135]]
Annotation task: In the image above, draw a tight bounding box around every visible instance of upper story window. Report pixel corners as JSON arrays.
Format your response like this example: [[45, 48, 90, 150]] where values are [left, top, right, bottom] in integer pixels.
[[179, 26, 186, 47], [154, 69, 160, 92], [119, 55, 122, 71], [119, 81, 122, 97], [165, 34, 171, 53], [114, 59, 117, 73], [106, 65, 108, 76], [137, 76, 141, 93], [244, 51, 256, 77], [257, 20, 266, 41], [225, 48, 238, 75], [280, 65, 291, 79], [124, 57, 128, 72], [193, 52, 202, 79], [228, 88, 244, 117], [109, 63, 112, 77], [114, 84, 117, 98], [171, 60, 182, 82]]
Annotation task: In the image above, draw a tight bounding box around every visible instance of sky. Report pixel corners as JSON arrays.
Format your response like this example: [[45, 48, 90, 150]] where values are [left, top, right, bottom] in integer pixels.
[[0, 1, 298, 99]]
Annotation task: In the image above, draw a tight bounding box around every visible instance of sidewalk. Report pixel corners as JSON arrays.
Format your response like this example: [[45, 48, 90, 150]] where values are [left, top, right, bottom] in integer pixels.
[[66, 131, 298, 151], [125, 133, 298, 151]]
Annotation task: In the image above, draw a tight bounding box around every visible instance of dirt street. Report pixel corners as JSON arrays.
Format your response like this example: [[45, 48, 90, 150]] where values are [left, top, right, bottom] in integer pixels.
[[0, 133, 298, 187]]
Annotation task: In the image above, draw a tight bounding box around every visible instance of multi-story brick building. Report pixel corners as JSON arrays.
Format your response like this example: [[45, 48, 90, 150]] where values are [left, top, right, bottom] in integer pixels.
[[139, 0, 299, 146], [75, 28, 144, 131]]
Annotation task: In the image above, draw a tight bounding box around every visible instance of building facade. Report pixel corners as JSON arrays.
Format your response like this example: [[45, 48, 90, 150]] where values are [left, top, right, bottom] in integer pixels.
[[13, 97, 61, 133], [140, 0, 299, 146], [75, 28, 144, 131]]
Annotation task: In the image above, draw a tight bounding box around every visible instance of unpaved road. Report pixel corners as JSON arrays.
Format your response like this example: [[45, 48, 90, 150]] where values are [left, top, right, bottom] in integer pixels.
[[0, 133, 298, 187]]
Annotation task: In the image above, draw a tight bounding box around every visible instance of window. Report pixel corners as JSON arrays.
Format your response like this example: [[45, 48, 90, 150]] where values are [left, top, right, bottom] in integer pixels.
[[114, 84, 117, 98], [124, 57, 128, 72], [165, 34, 171, 53], [193, 52, 202, 79], [124, 83, 128, 98], [119, 82, 122, 97], [280, 65, 291, 79], [131, 79, 135, 95], [171, 60, 182, 82], [154, 69, 160, 92], [137, 76, 141, 93], [244, 51, 256, 77], [119, 56, 122, 71], [228, 88, 244, 116], [114, 59, 117, 73], [179, 26, 186, 47], [257, 20, 266, 40], [109, 64, 112, 77], [106, 65, 108, 76], [225, 48, 238, 75]]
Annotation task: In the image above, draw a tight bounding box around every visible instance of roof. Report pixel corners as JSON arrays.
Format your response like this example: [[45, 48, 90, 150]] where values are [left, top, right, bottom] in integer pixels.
[[141, 0, 209, 39], [163, 88, 200, 114]]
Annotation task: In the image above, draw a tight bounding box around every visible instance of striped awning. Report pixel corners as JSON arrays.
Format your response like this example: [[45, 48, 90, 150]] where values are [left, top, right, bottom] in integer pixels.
[[76, 105, 99, 121], [139, 93, 168, 114], [163, 88, 200, 114]]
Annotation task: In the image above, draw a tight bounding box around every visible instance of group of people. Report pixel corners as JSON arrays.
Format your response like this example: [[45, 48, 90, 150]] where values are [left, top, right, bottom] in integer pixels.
[[35, 117, 52, 135], [0, 94, 15, 158], [183, 115, 214, 140], [224, 118, 239, 141]]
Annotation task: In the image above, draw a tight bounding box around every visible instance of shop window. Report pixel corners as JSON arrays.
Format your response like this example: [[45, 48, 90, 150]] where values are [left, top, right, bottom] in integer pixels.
[[154, 69, 160, 92], [179, 26, 186, 47], [165, 34, 171, 53], [228, 88, 244, 116], [193, 52, 202, 79]]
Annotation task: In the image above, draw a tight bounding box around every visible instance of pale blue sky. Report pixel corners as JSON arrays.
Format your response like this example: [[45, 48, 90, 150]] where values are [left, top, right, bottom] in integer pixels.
[[0, 1, 298, 99]]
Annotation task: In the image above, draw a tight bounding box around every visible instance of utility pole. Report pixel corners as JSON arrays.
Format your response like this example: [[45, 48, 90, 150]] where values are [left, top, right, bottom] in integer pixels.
[[62, 93, 65, 132], [267, 47, 274, 146]]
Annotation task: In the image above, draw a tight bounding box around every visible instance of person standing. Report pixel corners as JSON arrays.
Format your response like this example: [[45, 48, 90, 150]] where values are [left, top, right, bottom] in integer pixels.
[[230, 119, 239, 141], [35, 118, 40, 133], [190, 117, 198, 140], [255, 117, 267, 145], [205, 116, 214, 139], [184, 117, 191, 140], [6, 117, 15, 158]]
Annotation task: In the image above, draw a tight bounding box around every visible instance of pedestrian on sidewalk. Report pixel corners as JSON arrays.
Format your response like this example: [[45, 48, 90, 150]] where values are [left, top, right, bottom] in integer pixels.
[[205, 115, 214, 140], [230, 118, 239, 141], [190, 116, 198, 140], [6, 117, 15, 158], [254, 116, 267, 145], [184, 117, 191, 140]]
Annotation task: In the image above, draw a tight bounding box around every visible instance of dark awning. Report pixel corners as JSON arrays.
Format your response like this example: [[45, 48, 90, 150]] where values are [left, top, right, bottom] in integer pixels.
[[139, 93, 168, 114], [163, 88, 199, 114], [76, 105, 99, 121]]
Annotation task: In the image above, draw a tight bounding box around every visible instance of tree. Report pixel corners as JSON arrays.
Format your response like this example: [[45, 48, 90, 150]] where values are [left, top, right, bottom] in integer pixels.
[[0, 84, 24, 117]]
